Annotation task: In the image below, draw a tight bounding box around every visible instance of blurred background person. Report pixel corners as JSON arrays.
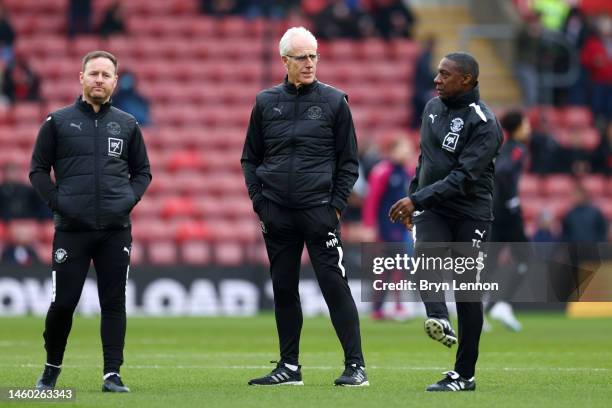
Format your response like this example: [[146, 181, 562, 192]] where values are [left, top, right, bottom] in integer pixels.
[[0, 2, 15, 63], [0, 162, 50, 221], [112, 71, 152, 127], [98, 1, 125, 38], [67, 0, 92, 38], [486, 109, 532, 332], [1, 220, 39, 266], [363, 132, 418, 321], [2, 55, 41, 104]]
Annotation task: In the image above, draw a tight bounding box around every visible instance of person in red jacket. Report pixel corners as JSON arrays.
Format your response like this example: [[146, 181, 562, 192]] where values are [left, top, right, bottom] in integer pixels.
[[580, 15, 612, 122]]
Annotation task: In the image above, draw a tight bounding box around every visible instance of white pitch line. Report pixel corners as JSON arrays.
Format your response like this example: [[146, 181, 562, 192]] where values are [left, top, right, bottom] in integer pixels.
[[2, 363, 610, 372]]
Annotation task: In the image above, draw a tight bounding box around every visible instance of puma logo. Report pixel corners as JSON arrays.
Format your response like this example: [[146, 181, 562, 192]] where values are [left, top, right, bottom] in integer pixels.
[[70, 122, 82, 131], [429, 114, 437, 124], [123, 246, 131, 255], [475, 229, 485, 239], [273, 107, 282, 115]]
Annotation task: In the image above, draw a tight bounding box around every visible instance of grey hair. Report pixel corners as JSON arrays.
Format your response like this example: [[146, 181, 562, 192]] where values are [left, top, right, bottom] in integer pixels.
[[279, 26, 317, 57]]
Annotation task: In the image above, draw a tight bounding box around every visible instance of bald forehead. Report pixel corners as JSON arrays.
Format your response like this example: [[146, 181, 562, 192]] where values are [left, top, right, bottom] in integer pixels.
[[289, 34, 317, 52]]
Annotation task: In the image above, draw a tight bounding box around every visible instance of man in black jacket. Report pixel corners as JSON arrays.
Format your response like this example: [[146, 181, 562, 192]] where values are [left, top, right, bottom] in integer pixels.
[[29, 50, 151, 392], [390, 52, 503, 392], [241, 26, 367, 387]]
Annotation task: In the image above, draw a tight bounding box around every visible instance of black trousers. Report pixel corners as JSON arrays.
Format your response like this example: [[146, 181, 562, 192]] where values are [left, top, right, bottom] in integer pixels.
[[259, 200, 365, 367], [413, 210, 490, 379], [44, 228, 131, 374]]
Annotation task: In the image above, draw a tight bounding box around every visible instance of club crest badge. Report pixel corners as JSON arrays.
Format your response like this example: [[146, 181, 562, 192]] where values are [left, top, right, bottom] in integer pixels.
[[450, 117, 464, 133], [306, 106, 323, 120], [54, 248, 68, 264], [106, 121, 121, 136]]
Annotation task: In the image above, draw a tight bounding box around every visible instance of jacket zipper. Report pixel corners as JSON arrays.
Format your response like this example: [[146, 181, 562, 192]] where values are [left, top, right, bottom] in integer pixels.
[[287, 87, 300, 206], [94, 118, 100, 229]]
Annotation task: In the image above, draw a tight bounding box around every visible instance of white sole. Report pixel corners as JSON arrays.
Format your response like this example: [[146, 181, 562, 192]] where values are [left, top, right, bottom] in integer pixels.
[[424, 319, 457, 348], [336, 381, 370, 387], [250, 381, 304, 386]]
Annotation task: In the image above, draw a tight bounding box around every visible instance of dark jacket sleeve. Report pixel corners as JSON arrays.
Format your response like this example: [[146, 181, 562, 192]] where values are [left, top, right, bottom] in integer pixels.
[[330, 96, 359, 213], [410, 120, 502, 210], [241, 101, 265, 212], [29, 115, 59, 211], [128, 123, 152, 200]]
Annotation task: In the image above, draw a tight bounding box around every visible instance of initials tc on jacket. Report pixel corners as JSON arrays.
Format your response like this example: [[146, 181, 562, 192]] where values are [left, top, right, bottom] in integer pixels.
[[241, 79, 359, 213], [30, 97, 152, 231], [409, 87, 503, 221]]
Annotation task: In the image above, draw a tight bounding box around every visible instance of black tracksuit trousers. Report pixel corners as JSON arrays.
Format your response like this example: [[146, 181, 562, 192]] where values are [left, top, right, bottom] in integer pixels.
[[413, 210, 490, 379], [44, 227, 131, 374], [259, 199, 365, 367]]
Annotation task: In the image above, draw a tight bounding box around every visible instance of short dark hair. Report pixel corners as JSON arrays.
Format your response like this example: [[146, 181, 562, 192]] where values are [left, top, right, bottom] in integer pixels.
[[500, 109, 525, 135], [444, 52, 479, 84], [81, 50, 118, 73]]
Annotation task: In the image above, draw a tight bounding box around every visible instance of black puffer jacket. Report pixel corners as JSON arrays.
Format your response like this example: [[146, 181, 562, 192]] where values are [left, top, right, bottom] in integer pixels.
[[241, 78, 358, 213], [30, 96, 151, 231], [408, 86, 503, 221]]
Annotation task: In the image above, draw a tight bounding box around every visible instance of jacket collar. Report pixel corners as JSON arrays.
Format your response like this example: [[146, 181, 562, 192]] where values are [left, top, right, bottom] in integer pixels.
[[282, 76, 319, 95], [440, 84, 480, 109], [75, 95, 112, 115]]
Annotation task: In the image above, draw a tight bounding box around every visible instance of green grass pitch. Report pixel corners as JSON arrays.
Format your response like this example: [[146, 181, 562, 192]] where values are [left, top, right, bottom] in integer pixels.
[[0, 313, 611, 407]]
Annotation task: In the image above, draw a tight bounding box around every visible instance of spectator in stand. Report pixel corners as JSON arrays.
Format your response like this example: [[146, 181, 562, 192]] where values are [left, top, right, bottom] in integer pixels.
[[112, 71, 151, 127], [0, 3, 16, 63], [1, 221, 40, 266], [2, 55, 41, 104], [531, 0, 570, 32], [529, 111, 563, 174], [412, 36, 436, 127], [562, 182, 607, 243], [532, 209, 558, 243], [559, 126, 592, 174], [0, 162, 50, 221], [581, 15, 612, 124], [562, 6, 591, 105], [515, 13, 545, 106], [591, 120, 611, 175], [313, 0, 363, 40], [364, 0, 415, 40], [98, 1, 125, 38], [363, 133, 417, 321], [199, 0, 240, 16], [67, 0, 92, 38]]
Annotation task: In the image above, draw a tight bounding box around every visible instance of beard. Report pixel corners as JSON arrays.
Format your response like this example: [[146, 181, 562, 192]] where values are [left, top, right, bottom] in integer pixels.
[[87, 88, 111, 104]]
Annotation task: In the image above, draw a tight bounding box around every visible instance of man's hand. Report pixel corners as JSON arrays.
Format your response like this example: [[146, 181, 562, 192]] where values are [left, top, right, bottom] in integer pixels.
[[389, 197, 415, 228]]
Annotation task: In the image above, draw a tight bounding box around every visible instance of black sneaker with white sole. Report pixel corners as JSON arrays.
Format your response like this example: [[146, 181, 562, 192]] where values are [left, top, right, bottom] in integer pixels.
[[102, 374, 130, 393], [35, 364, 61, 390], [334, 364, 369, 387], [424, 318, 457, 348], [426, 370, 475, 392], [248, 361, 303, 386]]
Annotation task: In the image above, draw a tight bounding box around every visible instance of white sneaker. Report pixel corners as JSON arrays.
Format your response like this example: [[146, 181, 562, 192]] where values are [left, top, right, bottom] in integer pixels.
[[489, 301, 522, 332]]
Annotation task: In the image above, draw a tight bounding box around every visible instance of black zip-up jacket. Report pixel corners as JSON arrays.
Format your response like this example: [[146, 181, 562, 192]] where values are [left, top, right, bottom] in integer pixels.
[[408, 86, 503, 221], [241, 78, 359, 213], [30, 96, 151, 231], [493, 138, 527, 224]]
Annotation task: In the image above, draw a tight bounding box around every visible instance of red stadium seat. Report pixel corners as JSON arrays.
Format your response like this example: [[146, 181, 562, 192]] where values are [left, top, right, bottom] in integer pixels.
[[148, 240, 178, 265], [561, 106, 593, 128], [543, 175, 575, 197], [518, 174, 541, 198], [175, 221, 210, 241], [580, 175, 606, 197], [214, 241, 244, 266], [181, 240, 212, 265]]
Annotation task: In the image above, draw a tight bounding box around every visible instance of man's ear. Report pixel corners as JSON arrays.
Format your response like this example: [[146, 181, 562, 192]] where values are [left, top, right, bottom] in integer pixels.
[[462, 73, 473, 86]]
